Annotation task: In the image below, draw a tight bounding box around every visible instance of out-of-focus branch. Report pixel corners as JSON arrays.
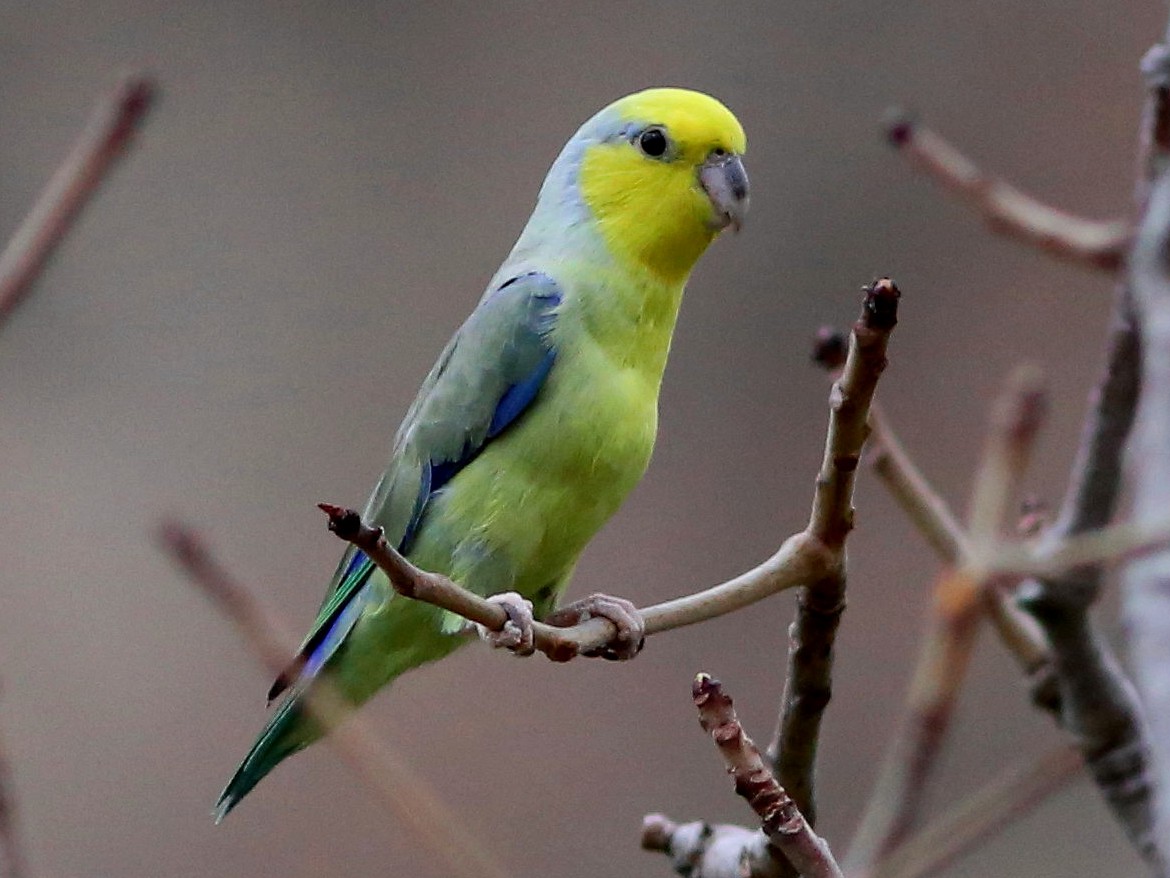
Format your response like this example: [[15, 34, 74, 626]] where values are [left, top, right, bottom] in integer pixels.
[[966, 366, 1047, 552], [815, 338, 1057, 708], [867, 404, 969, 565], [846, 368, 1047, 873], [1013, 38, 1168, 870], [644, 677, 844, 878], [885, 111, 1131, 273], [0, 698, 26, 878], [156, 522, 514, 878], [1125, 34, 1170, 860], [872, 744, 1083, 878], [0, 73, 155, 331]]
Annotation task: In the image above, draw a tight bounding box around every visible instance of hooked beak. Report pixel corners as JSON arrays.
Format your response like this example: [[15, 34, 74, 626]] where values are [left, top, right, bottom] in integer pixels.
[[699, 153, 749, 233]]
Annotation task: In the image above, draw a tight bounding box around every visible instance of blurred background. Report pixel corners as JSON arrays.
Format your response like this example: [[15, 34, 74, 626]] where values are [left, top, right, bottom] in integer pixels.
[[0, 2, 1159, 876]]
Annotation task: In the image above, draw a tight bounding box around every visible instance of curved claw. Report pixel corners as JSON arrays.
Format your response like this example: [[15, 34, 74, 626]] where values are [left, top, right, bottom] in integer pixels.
[[546, 593, 645, 661], [477, 592, 536, 657]]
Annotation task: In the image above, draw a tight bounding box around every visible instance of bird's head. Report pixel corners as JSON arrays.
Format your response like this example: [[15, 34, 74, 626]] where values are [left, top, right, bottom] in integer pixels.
[[547, 88, 748, 283]]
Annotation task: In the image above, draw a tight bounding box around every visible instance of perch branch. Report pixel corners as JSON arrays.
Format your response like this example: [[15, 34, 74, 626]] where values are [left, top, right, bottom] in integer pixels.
[[321, 280, 900, 670], [885, 111, 1130, 273], [157, 522, 513, 878], [0, 72, 155, 331], [872, 744, 1083, 878]]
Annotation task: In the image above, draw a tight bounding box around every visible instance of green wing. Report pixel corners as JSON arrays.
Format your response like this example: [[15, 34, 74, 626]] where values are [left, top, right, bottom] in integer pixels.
[[267, 271, 561, 699]]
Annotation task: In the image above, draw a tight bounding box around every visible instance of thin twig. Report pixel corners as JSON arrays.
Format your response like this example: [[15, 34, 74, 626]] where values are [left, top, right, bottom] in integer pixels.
[[993, 517, 1170, 579], [0, 73, 155, 330], [872, 744, 1083, 878], [156, 522, 514, 878], [846, 368, 1048, 872], [867, 403, 969, 565], [807, 278, 900, 549], [694, 675, 844, 878], [966, 365, 1047, 553], [885, 111, 1131, 273]]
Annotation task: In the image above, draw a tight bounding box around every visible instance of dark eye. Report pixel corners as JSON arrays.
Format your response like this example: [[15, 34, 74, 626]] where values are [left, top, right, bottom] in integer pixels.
[[638, 127, 668, 158]]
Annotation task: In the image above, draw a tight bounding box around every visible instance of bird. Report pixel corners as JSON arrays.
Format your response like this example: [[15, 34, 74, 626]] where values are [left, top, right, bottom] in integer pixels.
[[215, 86, 749, 820]]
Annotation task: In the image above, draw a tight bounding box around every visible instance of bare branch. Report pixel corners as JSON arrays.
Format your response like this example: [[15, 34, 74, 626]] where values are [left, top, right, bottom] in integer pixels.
[[993, 518, 1170, 579], [966, 365, 1047, 552], [885, 111, 1130, 273], [807, 278, 899, 548], [847, 368, 1049, 872], [867, 404, 969, 565], [1012, 43, 1165, 868], [156, 522, 514, 878], [872, 745, 1083, 878], [0, 73, 155, 330], [694, 675, 843, 878], [865, 377, 1055, 708], [1124, 98, 1170, 868]]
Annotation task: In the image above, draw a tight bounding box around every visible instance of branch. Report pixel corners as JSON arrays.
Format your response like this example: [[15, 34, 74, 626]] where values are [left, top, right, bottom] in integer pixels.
[[871, 744, 1083, 878], [867, 403, 969, 565], [759, 281, 900, 837], [1011, 42, 1166, 869], [0, 73, 155, 331], [156, 522, 514, 878], [647, 676, 844, 878], [846, 368, 1048, 873], [965, 365, 1047, 552], [885, 111, 1131, 273], [1125, 64, 1170, 867]]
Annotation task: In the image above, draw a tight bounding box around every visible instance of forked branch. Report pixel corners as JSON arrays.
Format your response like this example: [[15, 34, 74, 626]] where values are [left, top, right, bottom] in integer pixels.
[[886, 112, 1130, 273]]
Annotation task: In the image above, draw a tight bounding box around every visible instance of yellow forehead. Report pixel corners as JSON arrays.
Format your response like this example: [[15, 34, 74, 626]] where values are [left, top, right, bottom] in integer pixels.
[[613, 88, 746, 155]]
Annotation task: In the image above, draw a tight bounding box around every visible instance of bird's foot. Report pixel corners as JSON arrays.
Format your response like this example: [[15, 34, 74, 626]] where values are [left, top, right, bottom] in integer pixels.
[[476, 592, 536, 656], [544, 594, 645, 661]]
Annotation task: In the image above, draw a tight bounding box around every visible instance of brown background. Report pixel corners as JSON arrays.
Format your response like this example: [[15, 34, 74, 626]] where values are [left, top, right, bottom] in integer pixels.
[[0, 2, 1157, 876]]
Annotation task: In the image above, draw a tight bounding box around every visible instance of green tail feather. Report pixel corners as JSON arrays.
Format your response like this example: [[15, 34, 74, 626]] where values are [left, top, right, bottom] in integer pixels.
[[213, 696, 320, 822]]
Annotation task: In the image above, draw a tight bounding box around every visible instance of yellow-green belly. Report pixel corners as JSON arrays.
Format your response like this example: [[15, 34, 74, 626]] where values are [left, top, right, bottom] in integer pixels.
[[332, 344, 659, 700]]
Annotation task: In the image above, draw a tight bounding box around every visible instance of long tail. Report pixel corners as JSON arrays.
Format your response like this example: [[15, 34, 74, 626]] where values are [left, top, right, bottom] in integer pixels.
[[213, 695, 322, 822]]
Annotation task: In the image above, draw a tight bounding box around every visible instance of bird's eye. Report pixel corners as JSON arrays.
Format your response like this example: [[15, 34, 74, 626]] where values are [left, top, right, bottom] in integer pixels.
[[711, 147, 727, 159], [637, 127, 669, 158]]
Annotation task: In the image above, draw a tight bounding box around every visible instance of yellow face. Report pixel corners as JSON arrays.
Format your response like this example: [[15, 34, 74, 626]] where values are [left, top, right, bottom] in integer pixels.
[[578, 88, 748, 283]]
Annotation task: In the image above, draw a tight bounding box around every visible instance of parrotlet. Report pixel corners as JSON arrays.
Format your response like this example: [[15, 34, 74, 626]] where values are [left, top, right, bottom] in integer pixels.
[[216, 87, 749, 819]]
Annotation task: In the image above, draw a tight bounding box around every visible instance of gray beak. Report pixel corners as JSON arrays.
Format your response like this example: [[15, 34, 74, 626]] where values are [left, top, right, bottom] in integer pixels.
[[699, 153, 749, 232]]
